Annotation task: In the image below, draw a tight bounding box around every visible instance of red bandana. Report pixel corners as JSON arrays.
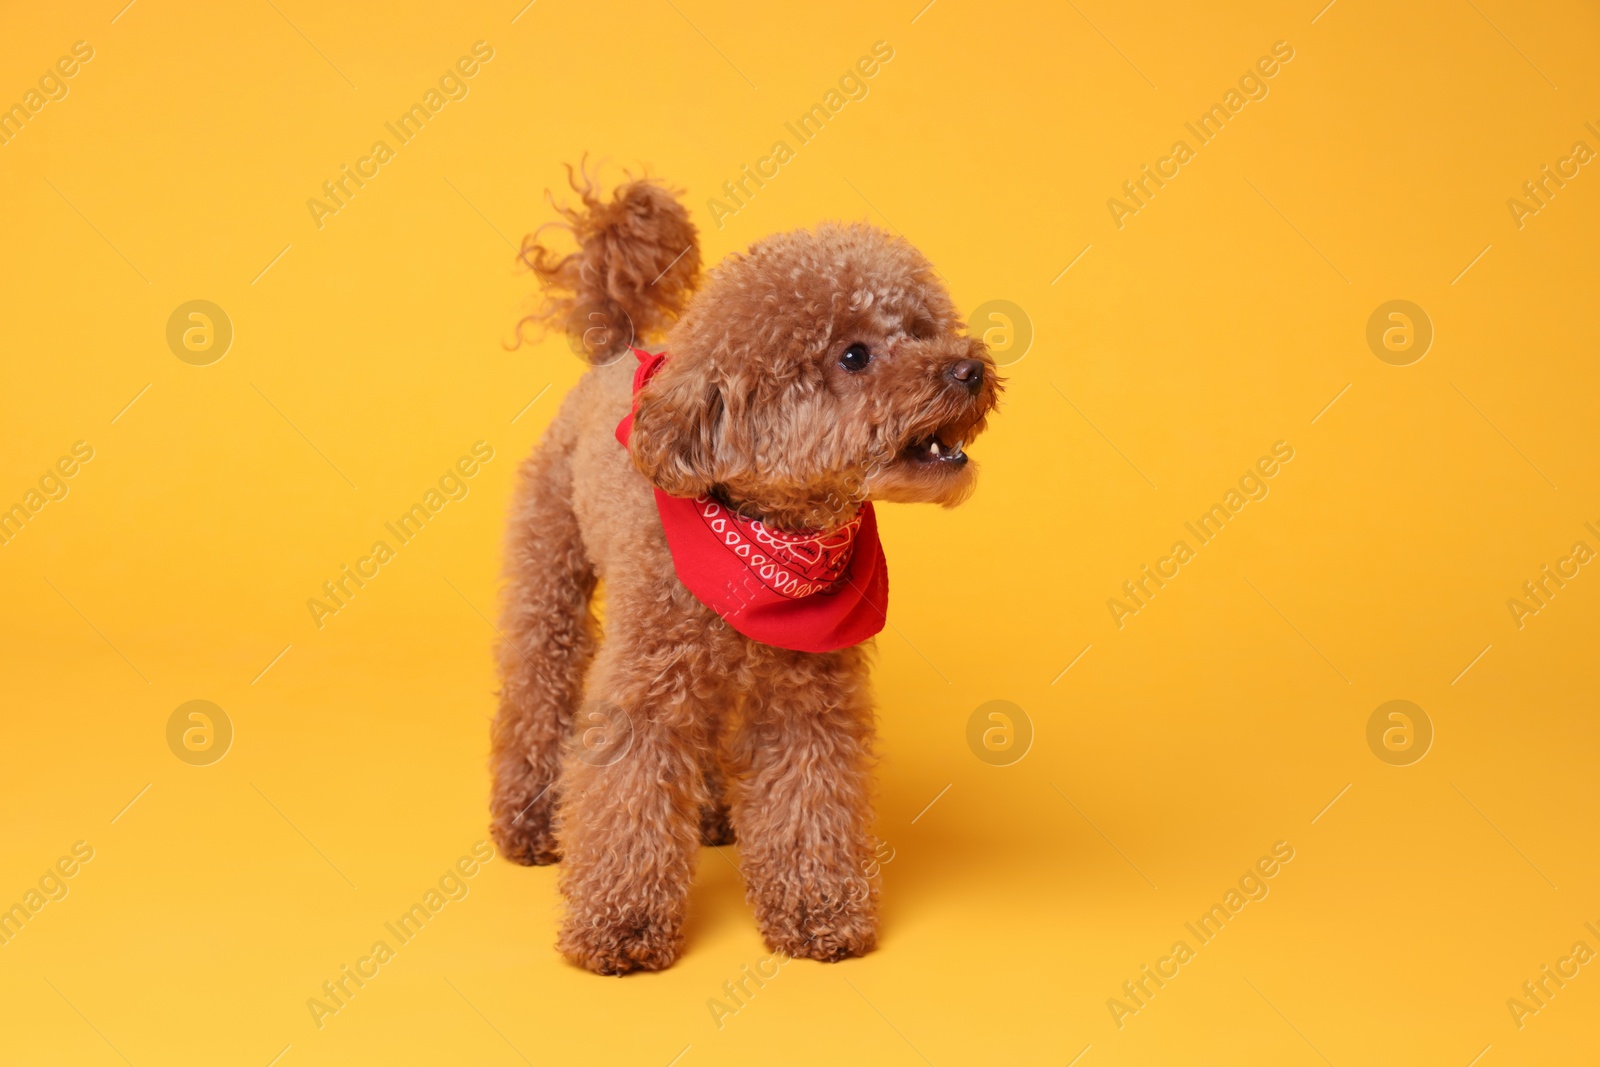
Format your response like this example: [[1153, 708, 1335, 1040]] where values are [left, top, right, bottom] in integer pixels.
[[616, 348, 888, 653]]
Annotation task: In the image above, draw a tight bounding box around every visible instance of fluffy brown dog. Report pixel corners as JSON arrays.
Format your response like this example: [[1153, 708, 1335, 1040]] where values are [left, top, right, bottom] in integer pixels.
[[490, 170, 1000, 974]]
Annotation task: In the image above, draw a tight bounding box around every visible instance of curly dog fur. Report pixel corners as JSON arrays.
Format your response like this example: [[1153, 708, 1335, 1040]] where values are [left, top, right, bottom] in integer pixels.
[[490, 167, 1000, 974]]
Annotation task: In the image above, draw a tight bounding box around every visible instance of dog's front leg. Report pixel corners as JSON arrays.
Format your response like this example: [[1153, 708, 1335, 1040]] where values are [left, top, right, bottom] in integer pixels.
[[554, 639, 712, 975], [730, 647, 880, 961]]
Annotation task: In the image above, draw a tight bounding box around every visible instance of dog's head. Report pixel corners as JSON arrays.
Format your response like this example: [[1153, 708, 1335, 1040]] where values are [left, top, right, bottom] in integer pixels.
[[628, 223, 1002, 530]]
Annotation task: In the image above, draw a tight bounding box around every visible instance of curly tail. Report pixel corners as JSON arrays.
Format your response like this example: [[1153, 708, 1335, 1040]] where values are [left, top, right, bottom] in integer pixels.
[[516, 163, 701, 362]]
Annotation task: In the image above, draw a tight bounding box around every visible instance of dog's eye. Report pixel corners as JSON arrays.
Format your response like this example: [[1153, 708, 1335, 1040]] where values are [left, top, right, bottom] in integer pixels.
[[840, 343, 872, 372]]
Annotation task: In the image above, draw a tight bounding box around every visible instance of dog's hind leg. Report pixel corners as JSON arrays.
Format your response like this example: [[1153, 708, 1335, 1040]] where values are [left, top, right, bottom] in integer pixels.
[[490, 412, 597, 866]]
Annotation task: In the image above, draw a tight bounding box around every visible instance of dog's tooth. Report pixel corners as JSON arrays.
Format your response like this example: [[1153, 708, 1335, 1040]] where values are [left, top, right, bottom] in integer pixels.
[[953, 440, 964, 451], [929, 441, 941, 456]]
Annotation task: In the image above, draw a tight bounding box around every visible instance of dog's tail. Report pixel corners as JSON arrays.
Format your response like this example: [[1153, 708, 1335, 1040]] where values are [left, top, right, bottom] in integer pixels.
[[516, 162, 701, 362]]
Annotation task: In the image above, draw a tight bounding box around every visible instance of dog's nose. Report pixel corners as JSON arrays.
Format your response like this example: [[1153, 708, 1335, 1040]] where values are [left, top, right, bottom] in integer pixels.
[[946, 359, 985, 393]]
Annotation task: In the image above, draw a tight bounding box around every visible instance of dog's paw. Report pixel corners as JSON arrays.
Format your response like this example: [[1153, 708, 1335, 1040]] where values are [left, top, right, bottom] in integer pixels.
[[490, 790, 560, 866], [699, 802, 736, 847], [492, 822, 560, 867], [755, 890, 878, 963], [558, 911, 683, 975]]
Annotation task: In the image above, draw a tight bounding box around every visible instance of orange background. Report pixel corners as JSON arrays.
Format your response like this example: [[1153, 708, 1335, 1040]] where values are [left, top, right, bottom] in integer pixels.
[[1, 1, 1597, 1064]]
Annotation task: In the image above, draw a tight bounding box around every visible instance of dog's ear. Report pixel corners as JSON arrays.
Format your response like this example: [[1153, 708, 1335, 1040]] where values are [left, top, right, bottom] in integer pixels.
[[627, 357, 734, 498]]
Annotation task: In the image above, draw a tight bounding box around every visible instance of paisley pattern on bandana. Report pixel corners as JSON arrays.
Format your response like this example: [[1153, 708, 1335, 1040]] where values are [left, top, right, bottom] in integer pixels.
[[692, 495, 861, 598]]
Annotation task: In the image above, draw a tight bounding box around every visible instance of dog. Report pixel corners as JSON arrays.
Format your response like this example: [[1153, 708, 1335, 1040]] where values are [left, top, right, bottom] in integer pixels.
[[489, 169, 1000, 974]]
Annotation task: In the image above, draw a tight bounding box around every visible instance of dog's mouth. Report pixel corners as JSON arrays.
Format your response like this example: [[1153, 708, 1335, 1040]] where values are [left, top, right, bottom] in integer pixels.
[[899, 429, 968, 467], [868, 411, 992, 506], [865, 370, 999, 506], [895, 415, 986, 471]]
